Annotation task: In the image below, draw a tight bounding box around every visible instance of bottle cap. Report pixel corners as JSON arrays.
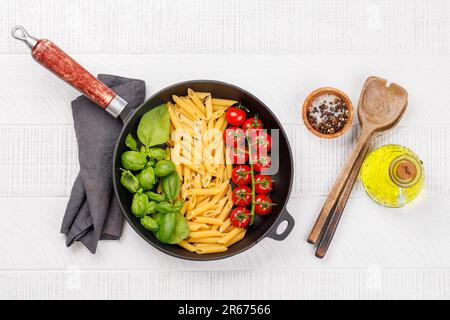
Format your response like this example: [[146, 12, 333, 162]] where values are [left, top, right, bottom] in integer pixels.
[[389, 155, 422, 188]]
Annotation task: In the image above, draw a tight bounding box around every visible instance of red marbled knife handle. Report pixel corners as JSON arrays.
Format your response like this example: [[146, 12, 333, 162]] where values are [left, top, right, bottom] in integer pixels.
[[11, 26, 127, 118], [32, 39, 116, 109]]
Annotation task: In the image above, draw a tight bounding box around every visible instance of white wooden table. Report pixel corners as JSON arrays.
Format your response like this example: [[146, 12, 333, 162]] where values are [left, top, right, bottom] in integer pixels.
[[1, 0, 449, 299]]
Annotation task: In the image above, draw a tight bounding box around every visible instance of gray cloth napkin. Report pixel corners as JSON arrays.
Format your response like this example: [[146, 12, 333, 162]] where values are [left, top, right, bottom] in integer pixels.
[[61, 74, 146, 253]]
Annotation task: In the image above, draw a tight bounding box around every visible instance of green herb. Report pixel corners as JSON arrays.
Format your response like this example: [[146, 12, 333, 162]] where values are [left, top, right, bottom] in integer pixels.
[[154, 159, 176, 177], [174, 199, 184, 212], [154, 211, 189, 244], [168, 212, 189, 244], [155, 211, 177, 243], [162, 171, 181, 202], [121, 151, 147, 171], [120, 170, 140, 193], [137, 104, 170, 148], [145, 191, 166, 203], [147, 147, 167, 160], [140, 215, 159, 232], [125, 133, 138, 151], [138, 166, 156, 190], [146, 201, 158, 214], [131, 192, 149, 218], [156, 201, 176, 214]]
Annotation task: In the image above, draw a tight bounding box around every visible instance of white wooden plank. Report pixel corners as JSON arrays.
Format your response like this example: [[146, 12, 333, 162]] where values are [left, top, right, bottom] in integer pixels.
[[0, 197, 449, 271], [1, 268, 449, 299], [1, 0, 448, 54], [0, 55, 449, 126]]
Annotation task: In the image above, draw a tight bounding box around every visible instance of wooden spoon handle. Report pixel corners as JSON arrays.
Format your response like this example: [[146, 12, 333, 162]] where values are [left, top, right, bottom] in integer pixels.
[[315, 139, 372, 258], [307, 128, 373, 245]]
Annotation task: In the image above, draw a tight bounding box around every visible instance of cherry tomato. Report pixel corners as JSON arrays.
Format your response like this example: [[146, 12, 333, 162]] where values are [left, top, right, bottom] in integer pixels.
[[226, 107, 247, 126], [254, 194, 274, 215], [254, 174, 272, 194], [232, 186, 252, 206], [228, 147, 249, 164], [249, 130, 272, 154], [250, 154, 271, 172], [242, 117, 263, 131], [230, 207, 251, 228], [231, 165, 252, 185], [223, 127, 246, 148]]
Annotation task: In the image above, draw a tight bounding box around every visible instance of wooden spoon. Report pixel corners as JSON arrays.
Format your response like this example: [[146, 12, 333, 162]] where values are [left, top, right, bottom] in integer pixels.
[[314, 104, 407, 258], [307, 76, 408, 250]]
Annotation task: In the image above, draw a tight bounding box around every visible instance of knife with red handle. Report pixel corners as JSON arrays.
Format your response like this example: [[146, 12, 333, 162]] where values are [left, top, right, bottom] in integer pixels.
[[11, 25, 127, 118]]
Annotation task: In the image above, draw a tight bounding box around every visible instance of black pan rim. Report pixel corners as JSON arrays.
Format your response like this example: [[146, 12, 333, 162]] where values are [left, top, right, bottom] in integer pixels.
[[112, 79, 294, 261]]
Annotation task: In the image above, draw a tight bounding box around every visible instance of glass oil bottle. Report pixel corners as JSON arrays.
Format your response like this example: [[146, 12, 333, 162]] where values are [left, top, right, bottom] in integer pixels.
[[360, 144, 424, 208]]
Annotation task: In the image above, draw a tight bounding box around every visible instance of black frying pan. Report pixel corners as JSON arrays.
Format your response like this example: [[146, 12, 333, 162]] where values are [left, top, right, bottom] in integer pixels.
[[12, 27, 295, 261], [113, 80, 295, 261]]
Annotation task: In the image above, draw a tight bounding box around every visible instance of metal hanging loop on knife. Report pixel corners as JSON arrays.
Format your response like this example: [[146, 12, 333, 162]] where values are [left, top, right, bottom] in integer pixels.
[[11, 26, 127, 118]]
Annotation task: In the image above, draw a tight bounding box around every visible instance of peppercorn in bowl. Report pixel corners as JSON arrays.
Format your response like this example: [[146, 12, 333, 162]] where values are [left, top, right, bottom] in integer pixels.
[[302, 87, 353, 138]]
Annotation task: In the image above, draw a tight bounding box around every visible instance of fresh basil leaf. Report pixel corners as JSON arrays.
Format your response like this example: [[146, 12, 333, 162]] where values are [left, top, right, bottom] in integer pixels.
[[174, 199, 184, 212], [138, 166, 156, 191], [167, 213, 189, 244], [147, 148, 167, 160], [155, 212, 177, 244], [156, 201, 175, 214], [121, 151, 147, 171], [137, 104, 169, 147], [120, 170, 140, 193], [162, 171, 181, 202], [145, 191, 166, 202], [131, 193, 148, 218], [140, 216, 159, 232], [125, 133, 138, 151], [154, 160, 176, 177]]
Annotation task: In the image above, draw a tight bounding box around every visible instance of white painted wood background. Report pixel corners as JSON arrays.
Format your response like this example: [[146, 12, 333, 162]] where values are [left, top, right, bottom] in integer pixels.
[[0, 0, 449, 299]]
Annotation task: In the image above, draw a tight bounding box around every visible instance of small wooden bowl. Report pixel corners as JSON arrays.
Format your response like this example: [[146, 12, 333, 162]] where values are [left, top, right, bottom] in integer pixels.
[[302, 87, 354, 139]]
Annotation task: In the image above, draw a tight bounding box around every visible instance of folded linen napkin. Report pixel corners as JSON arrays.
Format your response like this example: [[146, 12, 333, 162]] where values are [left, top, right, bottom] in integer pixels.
[[61, 74, 146, 253]]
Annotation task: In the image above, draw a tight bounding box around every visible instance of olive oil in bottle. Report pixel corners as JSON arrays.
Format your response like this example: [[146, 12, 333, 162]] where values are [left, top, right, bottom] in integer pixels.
[[360, 144, 424, 208]]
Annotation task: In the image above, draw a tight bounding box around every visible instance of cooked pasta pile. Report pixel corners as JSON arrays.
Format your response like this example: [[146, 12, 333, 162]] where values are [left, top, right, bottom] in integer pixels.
[[166, 89, 246, 254]]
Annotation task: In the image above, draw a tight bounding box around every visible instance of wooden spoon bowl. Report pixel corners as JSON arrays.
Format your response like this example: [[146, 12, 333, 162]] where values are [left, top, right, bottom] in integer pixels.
[[358, 76, 408, 133]]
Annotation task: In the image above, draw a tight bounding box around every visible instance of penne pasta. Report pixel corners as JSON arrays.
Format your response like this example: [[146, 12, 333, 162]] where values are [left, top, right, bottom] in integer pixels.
[[224, 229, 246, 247], [186, 202, 217, 219], [219, 219, 232, 232], [178, 240, 196, 252], [194, 217, 224, 226], [217, 199, 233, 221], [187, 221, 209, 232], [195, 245, 228, 254], [189, 230, 223, 239], [168, 103, 182, 130], [189, 187, 222, 196], [173, 95, 200, 120], [218, 228, 245, 244], [182, 96, 206, 119], [211, 98, 238, 107], [205, 95, 213, 120], [193, 91, 210, 100], [212, 104, 230, 111], [168, 90, 248, 254], [187, 237, 221, 244], [183, 162, 206, 174], [211, 109, 225, 120], [180, 200, 189, 215], [188, 89, 207, 115]]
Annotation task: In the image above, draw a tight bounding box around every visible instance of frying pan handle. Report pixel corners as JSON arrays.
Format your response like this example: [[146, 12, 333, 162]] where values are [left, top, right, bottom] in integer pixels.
[[11, 26, 127, 118], [266, 208, 295, 241]]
